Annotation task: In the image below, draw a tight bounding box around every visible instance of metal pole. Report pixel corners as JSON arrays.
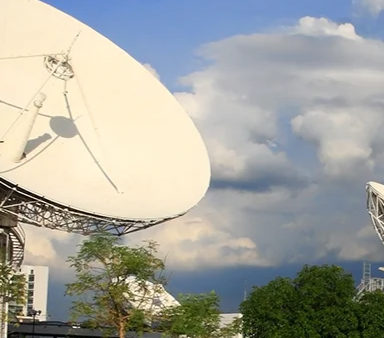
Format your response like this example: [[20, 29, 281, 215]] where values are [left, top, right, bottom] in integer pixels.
[[30, 309, 41, 337], [32, 312, 35, 336]]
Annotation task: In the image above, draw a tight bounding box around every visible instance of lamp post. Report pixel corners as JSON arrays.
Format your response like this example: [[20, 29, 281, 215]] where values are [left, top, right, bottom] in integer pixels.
[[29, 309, 41, 336]]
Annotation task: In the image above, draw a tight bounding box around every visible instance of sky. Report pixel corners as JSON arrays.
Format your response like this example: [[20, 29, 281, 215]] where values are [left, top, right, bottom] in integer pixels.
[[18, 0, 384, 320]]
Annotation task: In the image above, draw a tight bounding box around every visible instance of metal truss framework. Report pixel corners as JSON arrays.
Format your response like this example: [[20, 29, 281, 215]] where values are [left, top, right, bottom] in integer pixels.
[[0, 223, 25, 268], [0, 178, 180, 236], [367, 184, 384, 244], [8, 225, 25, 267], [355, 262, 384, 300]]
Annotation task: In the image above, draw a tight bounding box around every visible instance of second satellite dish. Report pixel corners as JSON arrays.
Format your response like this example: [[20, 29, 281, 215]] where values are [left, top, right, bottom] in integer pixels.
[[0, 0, 210, 221]]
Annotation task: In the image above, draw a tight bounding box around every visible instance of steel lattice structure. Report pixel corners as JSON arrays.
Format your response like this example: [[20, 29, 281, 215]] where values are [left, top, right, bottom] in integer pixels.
[[8, 225, 25, 267], [0, 178, 179, 236], [366, 183, 384, 244]]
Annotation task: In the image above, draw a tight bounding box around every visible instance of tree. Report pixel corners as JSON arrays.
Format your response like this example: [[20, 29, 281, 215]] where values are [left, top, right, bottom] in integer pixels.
[[0, 262, 26, 305], [357, 291, 384, 337], [218, 315, 242, 338], [0, 261, 26, 322], [240, 265, 359, 338], [65, 234, 165, 338], [240, 277, 299, 338], [294, 265, 359, 337], [161, 291, 221, 338]]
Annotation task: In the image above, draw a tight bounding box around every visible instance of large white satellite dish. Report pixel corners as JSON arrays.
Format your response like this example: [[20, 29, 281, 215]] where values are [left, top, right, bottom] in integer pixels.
[[366, 182, 384, 244], [0, 0, 210, 236]]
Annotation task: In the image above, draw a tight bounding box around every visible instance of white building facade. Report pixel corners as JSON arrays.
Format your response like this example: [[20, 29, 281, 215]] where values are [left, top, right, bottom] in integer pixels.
[[13, 265, 49, 321]]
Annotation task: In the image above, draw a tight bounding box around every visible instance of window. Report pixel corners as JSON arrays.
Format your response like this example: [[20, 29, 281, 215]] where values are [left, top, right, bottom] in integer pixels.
[[27, 305, 33, 315]]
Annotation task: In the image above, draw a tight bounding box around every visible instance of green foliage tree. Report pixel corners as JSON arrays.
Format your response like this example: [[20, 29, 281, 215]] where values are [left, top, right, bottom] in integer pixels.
[[357, 290, 384, 337], [294, 265, 359, 337], [218, 315, 242, 338], [240, 277, 299, 338], [161, 291, 221, 338], [0, 262, 26, 304], [241, 265, 360, 338], [0, 261, 26, 322], [65, 234, 165, 338]]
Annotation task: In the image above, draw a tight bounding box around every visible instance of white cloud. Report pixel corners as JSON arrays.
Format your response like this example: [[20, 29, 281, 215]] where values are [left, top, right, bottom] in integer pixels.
[[354, 0, 384, 15], [291, 107, 378, 177], [23, 226, 80, 281], [168, 17, 384, 266], [291, 17, 361, 40], [127, 214, 269, 270], [180, 18, 384, 182], [326, 224, 384, 261], [142, 63, 160, 80]]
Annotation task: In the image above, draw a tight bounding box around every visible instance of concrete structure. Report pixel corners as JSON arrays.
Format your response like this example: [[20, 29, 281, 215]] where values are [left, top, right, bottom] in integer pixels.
[[10, 265, 49, 321]]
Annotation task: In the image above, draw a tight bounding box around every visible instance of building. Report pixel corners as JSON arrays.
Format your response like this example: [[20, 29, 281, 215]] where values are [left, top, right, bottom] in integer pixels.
[[9, 265, 49, 321]]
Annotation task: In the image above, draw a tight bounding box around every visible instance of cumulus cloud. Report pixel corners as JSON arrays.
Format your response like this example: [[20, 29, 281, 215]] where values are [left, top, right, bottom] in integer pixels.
[[354, 0, 384, 15], [23, 226, 81, 281], [292, 107, 378, 177], [291, 16, 361, 40], [127, 212, 269, 270], [126, 183, 328, 269], [169, 16, 384, 267], [178, 17, 384, 182]]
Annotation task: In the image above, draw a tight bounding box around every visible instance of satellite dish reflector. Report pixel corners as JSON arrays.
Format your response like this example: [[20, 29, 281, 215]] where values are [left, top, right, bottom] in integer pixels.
[[0, 0, 210, 235], [123, 277, 179, 315], [366, 182, 384, 244]]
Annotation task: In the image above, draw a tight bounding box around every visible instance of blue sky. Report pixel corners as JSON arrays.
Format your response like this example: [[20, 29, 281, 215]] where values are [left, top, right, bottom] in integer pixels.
[[43, 0, 354, 90], [21, 0, 384, 320]]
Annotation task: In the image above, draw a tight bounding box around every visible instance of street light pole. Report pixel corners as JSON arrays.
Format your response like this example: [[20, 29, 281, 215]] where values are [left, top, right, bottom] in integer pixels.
[[29, 309, 41, 336]]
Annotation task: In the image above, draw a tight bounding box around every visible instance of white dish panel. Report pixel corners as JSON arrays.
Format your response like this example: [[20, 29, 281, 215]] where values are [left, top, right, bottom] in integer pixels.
[[0, 0, 210, 220], [367, 181, 384, 197]]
